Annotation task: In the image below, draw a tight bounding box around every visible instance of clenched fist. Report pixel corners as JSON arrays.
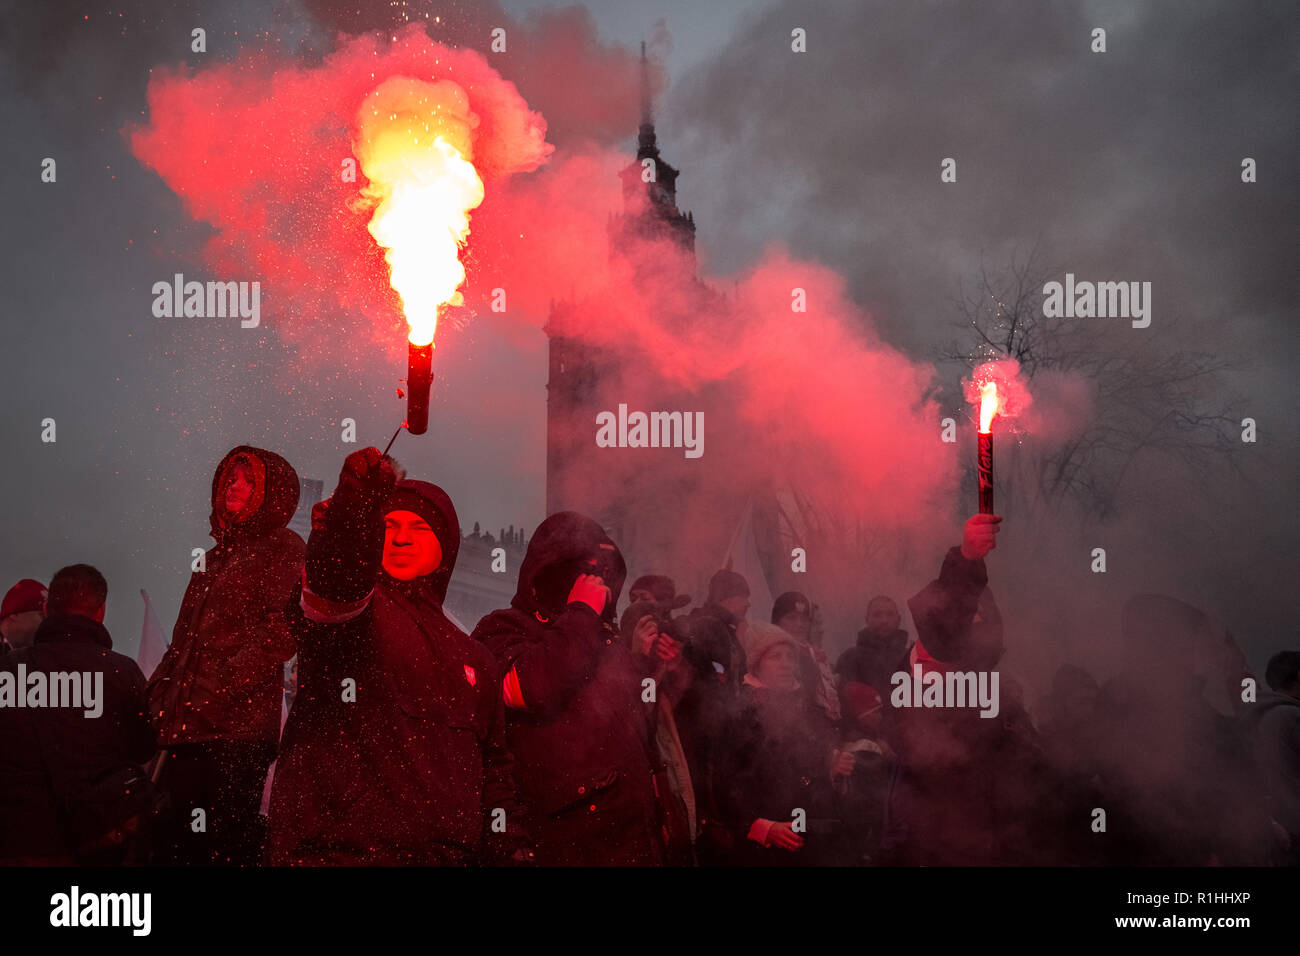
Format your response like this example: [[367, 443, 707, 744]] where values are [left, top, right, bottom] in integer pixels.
[[568, 573, 609, 615], [336, 447, 398, 511], [961, 513, 1002, 561]]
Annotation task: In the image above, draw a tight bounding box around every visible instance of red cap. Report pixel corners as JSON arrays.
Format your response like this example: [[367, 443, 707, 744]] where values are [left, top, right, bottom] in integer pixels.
[[1, 579, 48, 621], [841, 681, 882, 720]]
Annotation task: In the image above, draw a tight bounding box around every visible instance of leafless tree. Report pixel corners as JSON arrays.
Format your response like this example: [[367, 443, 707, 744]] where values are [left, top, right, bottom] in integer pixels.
[[938, 242, 1243, 526]]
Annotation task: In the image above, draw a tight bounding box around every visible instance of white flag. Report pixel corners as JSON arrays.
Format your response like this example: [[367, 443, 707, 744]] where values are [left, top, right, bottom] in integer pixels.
[[721, 500, 775, 622], [137, 588, 168, 679]]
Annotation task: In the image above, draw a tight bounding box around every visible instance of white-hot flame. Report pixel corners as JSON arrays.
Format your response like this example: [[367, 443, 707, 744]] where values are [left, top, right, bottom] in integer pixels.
[[354, 77, 484, 346], [978, 381, 999, 433]]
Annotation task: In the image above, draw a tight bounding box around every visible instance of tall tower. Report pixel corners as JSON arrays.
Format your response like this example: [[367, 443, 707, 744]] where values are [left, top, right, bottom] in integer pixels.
[[544, 44, 751, 597], [545, 42, 699, 519], [609, 42, 696, 260]]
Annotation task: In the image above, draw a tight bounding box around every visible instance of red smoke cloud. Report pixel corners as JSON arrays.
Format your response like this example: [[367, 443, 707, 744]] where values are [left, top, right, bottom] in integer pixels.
[[129, 24, 554, 356], [963, 357, 1093, 443], [128, 20, 964, 628]]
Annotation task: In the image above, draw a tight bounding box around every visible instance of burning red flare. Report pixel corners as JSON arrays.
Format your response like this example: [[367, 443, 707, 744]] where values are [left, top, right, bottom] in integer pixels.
[[965, 358, 1033, 515]]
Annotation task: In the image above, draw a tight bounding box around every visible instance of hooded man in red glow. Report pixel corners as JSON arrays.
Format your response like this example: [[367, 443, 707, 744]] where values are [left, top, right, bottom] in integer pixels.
[[471, 511, 665, 866], [148, 445, 305, 866], [268, 448, 525, 865]]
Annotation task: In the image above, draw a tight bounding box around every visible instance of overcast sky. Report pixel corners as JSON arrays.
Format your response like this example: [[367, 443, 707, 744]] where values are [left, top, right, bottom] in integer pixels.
[[1, 0, 1295, 669]]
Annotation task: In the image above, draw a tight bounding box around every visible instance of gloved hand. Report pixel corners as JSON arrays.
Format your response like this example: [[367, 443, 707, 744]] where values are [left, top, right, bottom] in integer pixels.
[[333, 447, 397, 515], [306, 448, 397, 603]]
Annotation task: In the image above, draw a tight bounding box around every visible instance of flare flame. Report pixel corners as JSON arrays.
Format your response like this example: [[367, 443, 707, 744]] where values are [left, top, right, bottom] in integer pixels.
[[354, 76, 485, 346]]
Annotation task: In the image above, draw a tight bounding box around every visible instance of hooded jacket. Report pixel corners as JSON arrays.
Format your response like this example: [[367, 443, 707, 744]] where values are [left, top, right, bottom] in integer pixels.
[[0, 614, 154, 862], [268, 477, 521, 866], [148, 446, 305, 746], [471, 512, 664, 866]]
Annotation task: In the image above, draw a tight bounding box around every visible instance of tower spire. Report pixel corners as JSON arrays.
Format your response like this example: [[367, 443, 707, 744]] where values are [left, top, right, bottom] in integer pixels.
[[638, 40, 657, 155], [614, 38, 695, 260]]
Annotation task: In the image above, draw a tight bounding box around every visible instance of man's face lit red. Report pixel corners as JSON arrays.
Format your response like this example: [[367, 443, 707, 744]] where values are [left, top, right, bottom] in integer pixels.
[[383, 509, 443, 581], [224, 464, 254, 514]]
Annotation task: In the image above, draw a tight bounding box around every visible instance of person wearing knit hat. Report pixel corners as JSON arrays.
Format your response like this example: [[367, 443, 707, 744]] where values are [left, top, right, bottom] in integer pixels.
[[770, 590, 812, 630], [0, 578, 47, 653], [841, 681, 883, 731], [742, 619, 800, 683], [711, 619, 855, 865], [628, 574, 691, 611]]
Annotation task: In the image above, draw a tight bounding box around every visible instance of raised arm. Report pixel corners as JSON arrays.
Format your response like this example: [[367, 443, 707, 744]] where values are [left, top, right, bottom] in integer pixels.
[[907, 514, 1001, 666], [301, 448, 396, 619]]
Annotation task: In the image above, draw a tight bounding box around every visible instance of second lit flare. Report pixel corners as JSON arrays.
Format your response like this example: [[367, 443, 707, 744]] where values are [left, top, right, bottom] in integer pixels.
[[977, 381, 999, 515]]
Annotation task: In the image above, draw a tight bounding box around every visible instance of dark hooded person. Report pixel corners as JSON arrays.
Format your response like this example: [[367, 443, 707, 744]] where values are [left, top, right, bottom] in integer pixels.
[[147, 445, 305, 866], [0, 565, 156, 864], [267, 448, 524, 866], [471, 512, 665, 866]]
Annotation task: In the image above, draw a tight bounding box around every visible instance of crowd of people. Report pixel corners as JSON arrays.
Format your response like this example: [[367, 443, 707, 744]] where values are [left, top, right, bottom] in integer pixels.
[[1, 443, 1297, 867]]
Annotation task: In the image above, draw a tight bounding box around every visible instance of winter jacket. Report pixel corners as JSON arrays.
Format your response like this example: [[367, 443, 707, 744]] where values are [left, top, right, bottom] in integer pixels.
[[881, 546, 1057, 865], [148, 446, 304, 746], [618, 601, 697, 861], [835, 627, 910, 696], [0, 614, 154, 862], [675, 601, 748, 844], [268, 476, 521, 865], [682, 602, 746, 691], [713, 679, 846, 866], [835, 733, 894, 864], [472, 512, 664, 867], [797, 639, 841, 723], [1241, 690, 1300, 838]]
